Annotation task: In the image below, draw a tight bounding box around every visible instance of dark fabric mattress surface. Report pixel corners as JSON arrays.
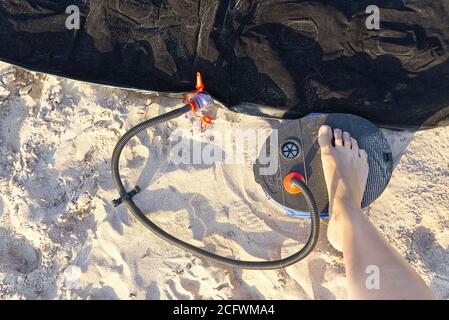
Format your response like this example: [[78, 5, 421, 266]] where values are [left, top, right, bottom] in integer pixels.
[[1, 0, 448, 128]]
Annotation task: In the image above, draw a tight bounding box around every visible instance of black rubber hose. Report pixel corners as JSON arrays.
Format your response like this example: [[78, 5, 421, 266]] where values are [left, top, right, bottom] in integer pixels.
[[111, 105, 320, 269]]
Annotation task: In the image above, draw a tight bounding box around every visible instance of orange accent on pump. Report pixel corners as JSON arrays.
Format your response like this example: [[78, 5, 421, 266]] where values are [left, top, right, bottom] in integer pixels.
[[283, 172, 306, 195], [186, 93, 195, 104], [201, 116, 212, 129], [196, 72, 205, 92], [188, 100, 197, 112]]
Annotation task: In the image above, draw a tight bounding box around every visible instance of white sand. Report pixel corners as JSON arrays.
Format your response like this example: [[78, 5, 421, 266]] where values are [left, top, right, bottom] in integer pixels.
[[0, 61, 448, 300]]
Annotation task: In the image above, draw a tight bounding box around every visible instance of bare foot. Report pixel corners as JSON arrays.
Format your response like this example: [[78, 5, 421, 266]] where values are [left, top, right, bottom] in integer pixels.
[[317, 125, 369, 251]]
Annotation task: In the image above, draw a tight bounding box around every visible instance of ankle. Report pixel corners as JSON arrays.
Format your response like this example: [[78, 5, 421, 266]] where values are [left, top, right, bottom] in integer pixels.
[[329, 199, 362, 219]]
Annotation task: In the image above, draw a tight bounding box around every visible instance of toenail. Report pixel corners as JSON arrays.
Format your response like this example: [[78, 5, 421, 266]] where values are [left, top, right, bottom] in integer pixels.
[[319, 126, 329, 133]]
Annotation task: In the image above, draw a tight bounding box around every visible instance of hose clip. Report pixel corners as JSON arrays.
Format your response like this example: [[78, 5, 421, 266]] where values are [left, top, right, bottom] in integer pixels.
[[112, 186, 141, 207]]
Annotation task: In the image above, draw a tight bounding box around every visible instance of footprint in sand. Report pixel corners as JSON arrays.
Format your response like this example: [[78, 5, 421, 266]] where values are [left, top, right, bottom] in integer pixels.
[[0, 230, 40, 274]]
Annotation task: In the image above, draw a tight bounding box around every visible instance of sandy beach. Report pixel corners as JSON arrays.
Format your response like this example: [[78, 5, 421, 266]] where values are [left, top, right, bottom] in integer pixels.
[[0, 61, 448, 300]]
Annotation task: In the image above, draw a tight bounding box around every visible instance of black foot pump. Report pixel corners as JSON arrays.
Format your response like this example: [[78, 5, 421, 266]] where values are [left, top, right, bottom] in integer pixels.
[[111, 73, 394, 269]]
